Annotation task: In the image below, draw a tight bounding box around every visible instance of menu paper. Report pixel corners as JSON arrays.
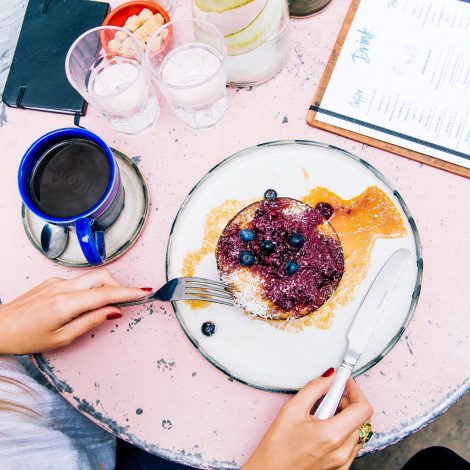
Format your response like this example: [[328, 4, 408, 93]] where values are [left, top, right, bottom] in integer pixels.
[[314, 0, 470, 169]]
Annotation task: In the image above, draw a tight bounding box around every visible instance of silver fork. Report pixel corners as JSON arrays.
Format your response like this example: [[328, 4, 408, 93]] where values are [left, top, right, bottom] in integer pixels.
[[114, 277, 234, 308]]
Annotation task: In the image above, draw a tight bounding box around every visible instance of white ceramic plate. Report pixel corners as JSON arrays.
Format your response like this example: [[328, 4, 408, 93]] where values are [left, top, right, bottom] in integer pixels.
[[167, 141, 422, 392]]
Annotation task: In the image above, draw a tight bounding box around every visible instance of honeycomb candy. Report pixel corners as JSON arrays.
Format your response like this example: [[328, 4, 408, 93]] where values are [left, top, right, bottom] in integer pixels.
[[138, 8, 153, 22], [121, 37, 137, 54], [115, 9, 167, 52], [133, 26, 148, 45], [153, 13, 165, 26], [115, 30, 128, 42], [108, 38, 122, 52], [124, 15, 140, 32]]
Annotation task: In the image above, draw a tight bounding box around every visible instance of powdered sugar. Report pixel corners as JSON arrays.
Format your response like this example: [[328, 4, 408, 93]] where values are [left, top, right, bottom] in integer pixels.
[[282, 203, 307, 218], [221, 269, 271, 319]]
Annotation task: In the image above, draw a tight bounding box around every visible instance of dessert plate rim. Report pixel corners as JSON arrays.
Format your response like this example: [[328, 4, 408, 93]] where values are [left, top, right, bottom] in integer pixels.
[[166, 140, 423, 393]]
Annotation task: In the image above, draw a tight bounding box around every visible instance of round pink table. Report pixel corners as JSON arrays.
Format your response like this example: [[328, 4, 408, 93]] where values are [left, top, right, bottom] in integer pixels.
[[1, 1, 469, 468]]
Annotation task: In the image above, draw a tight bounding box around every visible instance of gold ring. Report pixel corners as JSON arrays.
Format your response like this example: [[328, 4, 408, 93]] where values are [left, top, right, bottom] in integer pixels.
[[358, 423, 373, 444]]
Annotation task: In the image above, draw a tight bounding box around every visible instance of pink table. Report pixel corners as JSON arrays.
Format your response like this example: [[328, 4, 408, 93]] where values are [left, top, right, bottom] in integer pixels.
[[1, 1, 469, 468]]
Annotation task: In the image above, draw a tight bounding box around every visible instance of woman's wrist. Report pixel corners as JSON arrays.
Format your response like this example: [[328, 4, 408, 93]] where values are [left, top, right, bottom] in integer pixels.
[[0, 303, 15, 355]]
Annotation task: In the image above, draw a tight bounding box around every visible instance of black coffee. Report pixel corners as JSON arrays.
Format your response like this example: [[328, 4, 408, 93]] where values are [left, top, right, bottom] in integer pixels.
[[30, 138, 111, 218]]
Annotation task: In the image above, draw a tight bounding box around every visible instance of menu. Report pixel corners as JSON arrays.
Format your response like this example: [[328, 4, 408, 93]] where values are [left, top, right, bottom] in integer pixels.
[[313, 0, 470, 169]]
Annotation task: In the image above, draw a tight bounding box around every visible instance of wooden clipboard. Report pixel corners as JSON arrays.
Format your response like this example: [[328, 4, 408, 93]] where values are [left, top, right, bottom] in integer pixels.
[[307, 0, 470, 179]]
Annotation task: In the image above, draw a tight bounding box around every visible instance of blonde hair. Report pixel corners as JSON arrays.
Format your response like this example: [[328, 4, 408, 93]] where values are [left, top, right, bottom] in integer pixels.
[[0, 375, 38, 415]]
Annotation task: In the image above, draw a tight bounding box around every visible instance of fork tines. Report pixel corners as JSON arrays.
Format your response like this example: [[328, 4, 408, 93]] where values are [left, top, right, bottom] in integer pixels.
[[185, 277, 230, 288], [184, 277, 233, 305]]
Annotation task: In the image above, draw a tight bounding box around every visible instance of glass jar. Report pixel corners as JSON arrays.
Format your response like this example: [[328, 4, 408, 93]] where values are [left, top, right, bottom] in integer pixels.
[[152, 0, 176, 15], [192, 0, 290, 87], [288, 0, 332, 17]]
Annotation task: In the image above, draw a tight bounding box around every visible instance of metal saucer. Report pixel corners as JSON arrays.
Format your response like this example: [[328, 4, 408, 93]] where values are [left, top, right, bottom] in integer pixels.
[[22, 148, 149, 268]]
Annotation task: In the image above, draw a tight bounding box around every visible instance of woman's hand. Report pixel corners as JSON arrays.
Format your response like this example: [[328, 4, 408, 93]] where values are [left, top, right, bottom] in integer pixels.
[[0, 269, 149, 355], [244, 373, 373, 470]]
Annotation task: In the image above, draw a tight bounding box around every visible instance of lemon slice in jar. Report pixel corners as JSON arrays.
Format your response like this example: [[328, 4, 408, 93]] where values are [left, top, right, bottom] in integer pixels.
[[193, 0, 267, 36], [225, 0, 283, 56], [194, 0, 256, 12]]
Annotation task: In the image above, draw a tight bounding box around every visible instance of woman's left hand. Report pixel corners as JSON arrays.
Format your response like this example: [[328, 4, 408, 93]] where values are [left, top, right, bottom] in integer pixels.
[[0, 269, 148, 354]]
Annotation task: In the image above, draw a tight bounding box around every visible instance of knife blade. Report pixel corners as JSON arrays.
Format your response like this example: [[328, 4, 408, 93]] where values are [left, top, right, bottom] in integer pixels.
[[314, 248, 411, 420]]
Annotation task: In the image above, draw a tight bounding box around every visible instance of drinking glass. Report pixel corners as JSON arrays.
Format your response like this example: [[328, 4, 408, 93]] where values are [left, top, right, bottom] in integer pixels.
[[65, 26, 159, 135], [146, 18, 228, 130], [157, 0, 177, 15]]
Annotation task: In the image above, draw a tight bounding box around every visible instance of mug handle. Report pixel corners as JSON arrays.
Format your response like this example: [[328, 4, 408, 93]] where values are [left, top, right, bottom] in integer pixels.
[[75, 218, 106, 266]]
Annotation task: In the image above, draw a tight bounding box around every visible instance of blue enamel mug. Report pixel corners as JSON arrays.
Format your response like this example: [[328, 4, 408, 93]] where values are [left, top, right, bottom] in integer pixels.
[[18, 128, 124, 266]]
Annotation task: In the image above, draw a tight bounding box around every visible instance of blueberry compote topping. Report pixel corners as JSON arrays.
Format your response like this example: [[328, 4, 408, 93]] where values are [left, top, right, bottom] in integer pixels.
[[315, 202, 334, 220], [201, 321, 216, 336], [217, 198, 344, 316]]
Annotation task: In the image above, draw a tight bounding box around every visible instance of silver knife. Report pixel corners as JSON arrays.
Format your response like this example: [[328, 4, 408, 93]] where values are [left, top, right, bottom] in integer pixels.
[[314, 248, 411, 420]]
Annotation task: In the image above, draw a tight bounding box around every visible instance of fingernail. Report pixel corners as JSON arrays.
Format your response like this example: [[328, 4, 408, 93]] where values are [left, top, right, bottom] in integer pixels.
[[321, 367, 335, 377], [106, 312, 122, 320], [140, 287, 153, 292]]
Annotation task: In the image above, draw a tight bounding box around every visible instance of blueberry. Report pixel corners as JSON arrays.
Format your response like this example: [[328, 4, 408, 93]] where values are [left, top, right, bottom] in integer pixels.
[[239, 251, 255, 266], [260, 240, 276, 254], [201, 321, 216, 337], [285, 261, 299, 275], [264, 189, 278, 200], [239, 229, 255, 242], [288, 233, 305, 248]]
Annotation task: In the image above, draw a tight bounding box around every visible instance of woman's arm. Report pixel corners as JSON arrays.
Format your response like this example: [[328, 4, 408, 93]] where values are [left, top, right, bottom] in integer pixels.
[[244, 374, 373, 470], [0, 269, 148, 354], [0, 269, 373, 470]]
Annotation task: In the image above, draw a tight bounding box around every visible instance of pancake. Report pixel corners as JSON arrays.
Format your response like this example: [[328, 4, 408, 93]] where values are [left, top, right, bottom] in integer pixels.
[[216, 192, 344, 320]]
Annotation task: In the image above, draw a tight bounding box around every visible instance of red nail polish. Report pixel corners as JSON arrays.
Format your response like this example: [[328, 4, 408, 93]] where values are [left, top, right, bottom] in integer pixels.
[[321, 367, 335, 377], [140, 287, 153, 292], [106, 312, 122, 320]]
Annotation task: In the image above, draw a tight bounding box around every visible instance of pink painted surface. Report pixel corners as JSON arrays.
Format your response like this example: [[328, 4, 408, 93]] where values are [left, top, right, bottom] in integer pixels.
[[0, 0, 469, 468]]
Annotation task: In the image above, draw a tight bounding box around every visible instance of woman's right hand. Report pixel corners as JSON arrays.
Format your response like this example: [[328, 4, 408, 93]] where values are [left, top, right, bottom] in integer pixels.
[[243, 373, 373, 470], [0, 269, 149, 355]]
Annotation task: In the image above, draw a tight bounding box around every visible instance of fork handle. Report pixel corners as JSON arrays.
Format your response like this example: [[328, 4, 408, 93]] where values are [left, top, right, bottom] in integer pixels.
[[314, 361, 353, 420], [112, 294, 156, 308]]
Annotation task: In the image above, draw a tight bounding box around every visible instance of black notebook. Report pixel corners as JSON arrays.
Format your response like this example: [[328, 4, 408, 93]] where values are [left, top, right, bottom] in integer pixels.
[[2, 0, 109, 116]]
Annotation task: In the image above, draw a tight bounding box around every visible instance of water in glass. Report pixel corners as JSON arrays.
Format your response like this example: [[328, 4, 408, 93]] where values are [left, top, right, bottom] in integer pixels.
[[87, 56, 159, 135], [160, 43, 228, 130]]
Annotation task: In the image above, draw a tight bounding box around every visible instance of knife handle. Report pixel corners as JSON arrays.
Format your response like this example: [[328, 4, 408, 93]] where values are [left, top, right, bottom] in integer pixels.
[[314, 361, 353, 420]]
